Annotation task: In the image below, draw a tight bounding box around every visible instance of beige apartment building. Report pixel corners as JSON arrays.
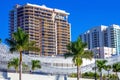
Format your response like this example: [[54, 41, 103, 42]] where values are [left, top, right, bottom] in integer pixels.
[[9, 3, 71, 56]]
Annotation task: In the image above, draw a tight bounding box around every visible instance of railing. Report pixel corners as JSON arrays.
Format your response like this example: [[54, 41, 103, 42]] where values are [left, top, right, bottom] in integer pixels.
[[1, 43, 120, 75]]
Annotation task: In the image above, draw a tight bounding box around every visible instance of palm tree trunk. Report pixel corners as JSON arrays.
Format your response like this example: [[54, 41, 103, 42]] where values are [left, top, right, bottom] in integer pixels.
[[108, 70, 109, 76], [77, 66, 80, 80], [115, 72, 119, 80], [19, 51, 22, 80], [100, 72, 102, 80]]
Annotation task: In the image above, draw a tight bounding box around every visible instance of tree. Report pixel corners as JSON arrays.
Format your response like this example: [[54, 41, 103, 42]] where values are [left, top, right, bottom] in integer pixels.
[[96, 60, 107, 80], [31, 60, 41, 72], [104, 65, 111, 77], [112, 62, 120, 78], [8, 58, 19, 72], [6, 27, 40, 80], [8, 58, 29, 72], [0, 38, 1, 43], [64, 37, 93, 80]]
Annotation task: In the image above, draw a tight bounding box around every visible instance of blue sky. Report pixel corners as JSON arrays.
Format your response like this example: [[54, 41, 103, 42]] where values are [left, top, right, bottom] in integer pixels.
[[0, 0, 120, 42]]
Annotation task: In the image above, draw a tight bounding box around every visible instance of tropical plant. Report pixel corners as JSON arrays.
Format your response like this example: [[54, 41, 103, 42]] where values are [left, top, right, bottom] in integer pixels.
[[31, 60, 41, 72], [6, 27, 40, 80], [69, 73, 77, 78], [112, 62, 120, 79], [64, 37, 93, 80], [82, 72, 99, 79], [22, 62, 29, 72], [109, 74, 118, 80], [96, 60, 107, 80], [8, 58, 29, 72], [8, 58, 19, 72], [104, 65, 111, 77], [0, 38, 1, 43], [102, 74, 118, 80]]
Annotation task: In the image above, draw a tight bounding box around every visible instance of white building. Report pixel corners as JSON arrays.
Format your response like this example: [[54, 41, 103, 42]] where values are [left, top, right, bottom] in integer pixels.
[[91, 47, 116, 58], [80, 24, 120, 58]]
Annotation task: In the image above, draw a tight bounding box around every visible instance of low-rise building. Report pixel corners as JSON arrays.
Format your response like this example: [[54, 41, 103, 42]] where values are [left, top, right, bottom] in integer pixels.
[[91, 47, 116, 58]]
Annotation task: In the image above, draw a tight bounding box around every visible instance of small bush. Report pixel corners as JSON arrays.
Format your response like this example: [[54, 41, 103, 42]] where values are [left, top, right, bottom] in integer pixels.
[[101, 74, 118, 80], [82, 72, 99, 79], [68, 73, 77, 78], [69, 72, 99, 79]]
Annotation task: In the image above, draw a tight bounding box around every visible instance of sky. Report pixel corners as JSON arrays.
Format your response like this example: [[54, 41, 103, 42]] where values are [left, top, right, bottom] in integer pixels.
[[1, 0, 120, 42]]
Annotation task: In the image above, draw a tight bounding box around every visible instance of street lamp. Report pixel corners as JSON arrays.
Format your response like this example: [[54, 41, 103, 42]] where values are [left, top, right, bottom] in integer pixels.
[[95, 53, 99, 80]]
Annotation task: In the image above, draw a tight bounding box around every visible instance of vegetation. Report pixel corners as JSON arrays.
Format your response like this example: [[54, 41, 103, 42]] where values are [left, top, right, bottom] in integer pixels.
[[112, 62, 120, 79], [8, 58, 19, 72], [64, 37, 93, 80], [69, 72, 118, 80], [82, 72, 99, 79], [6, 27, 40, 80], [96, 60, 107, 80], [8, 58, 29, 72], [31, 60, 41, 71], [0, 38, 1, 43], [109, 74, 119, 80], [22, 62, 29, 72], [102, 74, 118, 80], [104, 65, 111, 77]]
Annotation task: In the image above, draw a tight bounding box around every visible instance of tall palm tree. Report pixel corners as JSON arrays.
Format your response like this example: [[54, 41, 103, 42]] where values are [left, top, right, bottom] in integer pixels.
[[96, 60, 107, 80], [112, 62, 120, 78], [104, 65, 111, 77], [6, 27, 40, 80], [8, 58, 19, 72], [31, 60, 41, 72], [64, 37, 93, 80]]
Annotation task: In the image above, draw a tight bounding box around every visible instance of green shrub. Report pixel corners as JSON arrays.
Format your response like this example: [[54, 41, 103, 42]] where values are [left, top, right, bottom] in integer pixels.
[[69, 72, 99, 79], [68, 73, 77, 78], [102, 74, 118, 80], [82, 72, 99, 79]]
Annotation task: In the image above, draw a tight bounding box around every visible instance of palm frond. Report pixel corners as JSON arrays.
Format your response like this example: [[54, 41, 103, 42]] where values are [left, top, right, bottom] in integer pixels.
[[82, 50, 93, 60], [28, 46, 40, 52], [31, 60, 41, 71], [6, 39, 16, 47], [73, 56, 82, 66], [0, 38, 2, 43], [96, 60, 107, 72], [64, 52, 74, 58], [7, 58, 19, 72], [112, 62, 120, 72]]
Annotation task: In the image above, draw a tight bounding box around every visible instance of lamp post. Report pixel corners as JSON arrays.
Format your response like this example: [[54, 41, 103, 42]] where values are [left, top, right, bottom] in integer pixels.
[[95, 55, 97, 80], [95, 52, 99, 80]]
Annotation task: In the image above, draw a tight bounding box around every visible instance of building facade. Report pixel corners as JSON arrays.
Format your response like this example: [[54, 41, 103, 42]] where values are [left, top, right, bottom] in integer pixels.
[[9, 3, 70, 56], [80, 24, 120, 58], [91, 47, 116, 58]]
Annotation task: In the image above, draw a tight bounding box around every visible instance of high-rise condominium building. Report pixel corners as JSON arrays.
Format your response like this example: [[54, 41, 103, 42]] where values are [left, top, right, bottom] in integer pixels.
[[9, 3, 71, 56], [80, 24, 120, 58]]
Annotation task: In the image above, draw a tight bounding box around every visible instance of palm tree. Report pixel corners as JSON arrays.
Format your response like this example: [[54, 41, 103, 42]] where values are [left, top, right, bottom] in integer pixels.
[[6, 27, 40, 80], [31, 60, 41, 72], [8, 58, 29, 72], [8, 58, 19, 72], [96, 60, 107, 80], [112, 62, 120, 78], [104, 65, 111, 77], [64, 37, 93, 80], [0, 38, 1, 43]]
